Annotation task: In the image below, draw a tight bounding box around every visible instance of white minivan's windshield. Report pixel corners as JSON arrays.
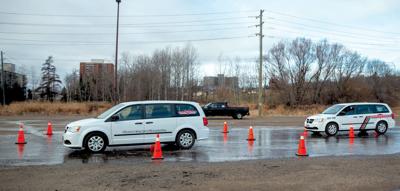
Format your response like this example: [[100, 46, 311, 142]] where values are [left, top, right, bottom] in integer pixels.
[[97, 103, 125, 119], [322, 104, 345, 114]]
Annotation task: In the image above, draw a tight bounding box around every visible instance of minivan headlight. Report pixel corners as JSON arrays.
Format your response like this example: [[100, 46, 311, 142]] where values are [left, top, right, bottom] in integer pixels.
[[67, 126, 81, 133]]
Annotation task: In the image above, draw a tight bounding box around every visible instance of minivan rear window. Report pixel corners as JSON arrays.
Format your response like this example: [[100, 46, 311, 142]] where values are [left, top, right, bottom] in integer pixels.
[[175, 104, 199, 117], [373, 105, 390, 113]]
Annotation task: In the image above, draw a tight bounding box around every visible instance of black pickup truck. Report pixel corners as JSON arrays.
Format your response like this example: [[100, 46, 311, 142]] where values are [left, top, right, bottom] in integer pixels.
[[202, 102, 250, 119]]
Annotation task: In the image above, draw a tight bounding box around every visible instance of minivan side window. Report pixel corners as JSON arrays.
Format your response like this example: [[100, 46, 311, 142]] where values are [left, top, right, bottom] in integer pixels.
[[339, 105, 356, 116], [356, 105, 372, 114], [145, 104, 174, 119], [114, 105, 143, 121], [176, 104, 199, 117], [374, 105, 390, 113]]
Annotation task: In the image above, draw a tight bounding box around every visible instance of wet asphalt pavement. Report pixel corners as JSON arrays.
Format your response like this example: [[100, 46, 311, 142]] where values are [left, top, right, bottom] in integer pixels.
[[0, 119, 400, 166]]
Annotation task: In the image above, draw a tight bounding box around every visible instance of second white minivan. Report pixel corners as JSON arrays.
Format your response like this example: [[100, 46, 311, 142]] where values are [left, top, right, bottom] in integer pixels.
[[63, 101, 209, 153], [305, 102, 396, 136]]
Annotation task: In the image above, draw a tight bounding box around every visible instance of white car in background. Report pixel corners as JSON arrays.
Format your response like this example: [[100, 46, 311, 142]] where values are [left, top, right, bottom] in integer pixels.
[[305, 102, 396, 136], [63, 101, 209, 153]]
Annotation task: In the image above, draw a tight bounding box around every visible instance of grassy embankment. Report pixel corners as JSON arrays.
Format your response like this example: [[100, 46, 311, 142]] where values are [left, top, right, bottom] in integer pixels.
[[0, 101, 399, 117], [0, 101, 112, 116]]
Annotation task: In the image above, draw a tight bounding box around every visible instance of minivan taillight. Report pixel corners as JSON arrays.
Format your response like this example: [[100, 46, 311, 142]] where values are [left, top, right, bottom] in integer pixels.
[[203, 117, 208, 126], [392, 113, 396, 119]]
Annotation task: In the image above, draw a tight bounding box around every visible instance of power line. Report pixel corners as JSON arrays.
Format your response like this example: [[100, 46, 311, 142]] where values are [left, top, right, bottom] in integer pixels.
[[0, 10, 258, 18], [268, 26, 399, 46], [266, 18, 400, 40], [0, 21, 254, 28], [264, 9, 400, 35], [0, 35, 254, 46], [267, 24, 398, 44], [0, 32, 252, 43], [0, 26, 253, 36], [4, 57, 89, 62]]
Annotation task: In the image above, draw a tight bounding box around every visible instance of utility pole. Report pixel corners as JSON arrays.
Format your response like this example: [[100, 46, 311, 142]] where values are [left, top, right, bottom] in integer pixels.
[[114, 0, 121, 102], [1, 51, 5, 105], [256, 9, 264, 117]]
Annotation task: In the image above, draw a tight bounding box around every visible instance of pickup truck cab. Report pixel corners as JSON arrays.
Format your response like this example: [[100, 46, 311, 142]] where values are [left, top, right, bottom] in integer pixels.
[[202, 102, 250, 119], [305, 102, 396, 136], [63, 101, 209, 153]]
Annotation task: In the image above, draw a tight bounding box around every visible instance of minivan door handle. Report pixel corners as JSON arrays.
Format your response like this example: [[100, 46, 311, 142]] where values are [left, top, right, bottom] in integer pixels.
[[145, 122, 154, 124], [134, 122, 143, 125]]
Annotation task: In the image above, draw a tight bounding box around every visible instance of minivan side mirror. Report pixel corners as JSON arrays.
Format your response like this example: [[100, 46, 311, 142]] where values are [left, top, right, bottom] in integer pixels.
[[338, 111, 346, 116], [110, 115, 120, 121]]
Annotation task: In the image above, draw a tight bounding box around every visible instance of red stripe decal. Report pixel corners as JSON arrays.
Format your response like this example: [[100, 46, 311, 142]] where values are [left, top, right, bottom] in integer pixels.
[[360, 116, 370, 130]]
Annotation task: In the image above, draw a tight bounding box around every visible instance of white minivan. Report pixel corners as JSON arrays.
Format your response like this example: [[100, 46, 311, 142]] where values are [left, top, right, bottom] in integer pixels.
[[305, 102, 396, 136], [63, 101, 209, 153]]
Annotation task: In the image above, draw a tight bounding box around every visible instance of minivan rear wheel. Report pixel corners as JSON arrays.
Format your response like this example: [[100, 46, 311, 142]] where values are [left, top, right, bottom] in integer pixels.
[[325, 122, 338, 136], [176, 130, 195, 150], [375, 121, 388, 135]]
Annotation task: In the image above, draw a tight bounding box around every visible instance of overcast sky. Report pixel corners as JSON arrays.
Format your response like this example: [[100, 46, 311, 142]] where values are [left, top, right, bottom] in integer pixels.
[[1, 0, 399, 85]]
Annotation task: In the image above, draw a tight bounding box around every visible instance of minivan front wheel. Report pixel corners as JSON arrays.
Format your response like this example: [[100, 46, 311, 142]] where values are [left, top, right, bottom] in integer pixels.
[[85, 133, 107, 153], [176, 130, 195, 150], [375, 121, 388, 135], [325, 123, 338, 136]]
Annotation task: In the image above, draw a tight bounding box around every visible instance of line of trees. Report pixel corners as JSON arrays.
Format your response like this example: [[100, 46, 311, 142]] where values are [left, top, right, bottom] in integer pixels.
[[266, 38, 400, 107], [59, 38, 399, 107]]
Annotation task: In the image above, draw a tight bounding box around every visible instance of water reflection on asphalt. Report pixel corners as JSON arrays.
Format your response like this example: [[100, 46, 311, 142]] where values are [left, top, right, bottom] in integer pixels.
[[1, 124, 400, 166]]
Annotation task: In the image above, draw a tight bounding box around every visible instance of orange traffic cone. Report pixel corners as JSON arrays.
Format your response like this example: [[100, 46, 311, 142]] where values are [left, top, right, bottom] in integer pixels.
[[246, 126, 255, 141], [222, 121, 229, 133], [152, 134, 163, 160], [46, 121, 53, 135], [296, 135, 308, 156], [349, 126, 355, 138], [15, 123, 27, 144]]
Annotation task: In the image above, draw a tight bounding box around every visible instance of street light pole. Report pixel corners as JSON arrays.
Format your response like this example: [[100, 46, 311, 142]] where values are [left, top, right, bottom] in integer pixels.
[[1, 51, 5, 105], [114, 0, 121, 102]]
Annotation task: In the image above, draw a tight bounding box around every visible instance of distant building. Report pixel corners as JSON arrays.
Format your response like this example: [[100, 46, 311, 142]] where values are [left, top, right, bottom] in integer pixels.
[[79, 59, 114, 101], [3, 63, 16, 72], [1, 63, 26, 87], [0, 63, 27, 103], [203, 74, 238, 91], [79, 59, 114, 80]]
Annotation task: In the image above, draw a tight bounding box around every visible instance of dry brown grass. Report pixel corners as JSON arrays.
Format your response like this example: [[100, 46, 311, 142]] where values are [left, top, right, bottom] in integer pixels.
[[1, 101, 397, 118], [248, 104, 326, 117], [0, 101, 112, 116], [264, 104, 326, 116]]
